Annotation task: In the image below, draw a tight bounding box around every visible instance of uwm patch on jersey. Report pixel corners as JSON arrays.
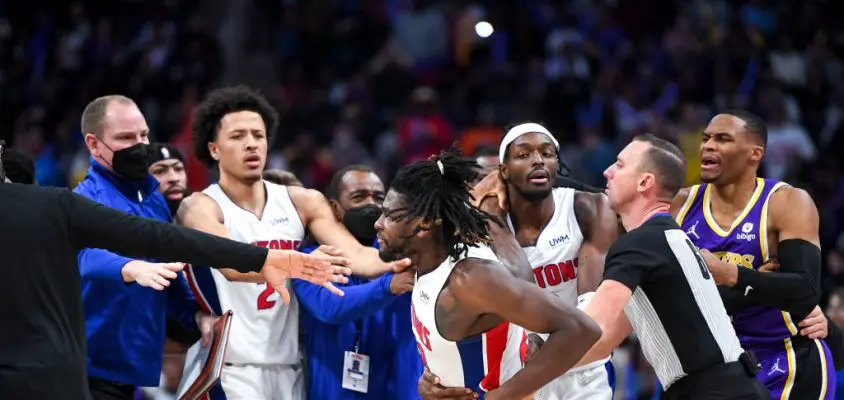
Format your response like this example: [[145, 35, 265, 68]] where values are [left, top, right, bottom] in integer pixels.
[[511, 188, 584, 305]]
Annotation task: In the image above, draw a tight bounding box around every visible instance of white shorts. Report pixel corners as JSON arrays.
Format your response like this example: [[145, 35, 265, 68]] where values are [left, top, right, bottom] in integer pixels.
[[215, 364, 304, 400], [179, 362, 305, 400], [534, 360, 613, 400]]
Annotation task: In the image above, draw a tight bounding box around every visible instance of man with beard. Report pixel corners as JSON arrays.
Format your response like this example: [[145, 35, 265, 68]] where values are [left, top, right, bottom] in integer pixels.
[[377, 147, 601, 400], [671, 110, 835, 398], [293, 165, 420, 399], [420, 123, 619, 400], [148, 143, 188, 217], [146, 143, 194, 400]]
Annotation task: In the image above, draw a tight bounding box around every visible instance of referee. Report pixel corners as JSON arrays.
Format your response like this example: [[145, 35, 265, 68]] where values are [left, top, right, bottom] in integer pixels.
[[575, 134, 769, 399], [0, 147, 348, 399]]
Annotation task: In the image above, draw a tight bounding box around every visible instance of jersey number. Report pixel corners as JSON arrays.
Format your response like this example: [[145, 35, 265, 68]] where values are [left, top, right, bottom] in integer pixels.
[[257, 283, 277, 310], [684, 238, 711, 280]]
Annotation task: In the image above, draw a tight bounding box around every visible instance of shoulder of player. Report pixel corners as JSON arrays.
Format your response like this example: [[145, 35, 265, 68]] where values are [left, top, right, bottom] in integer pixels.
[[450, 257, 506, 292], [574, 191, 620, 238], [669, 187, 692, 217], [286, 185, 327, 206], [285, 185, 333, 220], [767, 185, 818, 226], [573, 191, 603, 217], [573, 190, 609, 220], [177, 192, 222, 222]]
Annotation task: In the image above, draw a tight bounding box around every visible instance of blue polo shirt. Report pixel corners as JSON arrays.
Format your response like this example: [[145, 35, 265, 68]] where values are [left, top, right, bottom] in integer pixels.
[[74, 159, 198, 386]]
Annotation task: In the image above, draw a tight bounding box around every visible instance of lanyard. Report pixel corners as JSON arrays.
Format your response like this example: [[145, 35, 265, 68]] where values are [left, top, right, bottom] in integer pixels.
[[353, 319, 362, 354]]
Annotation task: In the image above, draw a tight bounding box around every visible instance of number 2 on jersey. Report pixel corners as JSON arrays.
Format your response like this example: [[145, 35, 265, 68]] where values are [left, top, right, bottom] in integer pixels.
[[257, 283, 277, 310]]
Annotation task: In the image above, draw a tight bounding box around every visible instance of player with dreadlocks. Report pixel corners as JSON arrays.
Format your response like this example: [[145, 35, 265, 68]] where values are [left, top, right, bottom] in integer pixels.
[[375, 147, 601, 400], [426, 122, 621, 400]]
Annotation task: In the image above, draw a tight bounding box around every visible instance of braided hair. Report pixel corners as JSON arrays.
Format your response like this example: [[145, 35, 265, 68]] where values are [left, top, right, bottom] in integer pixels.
[[390, 147, 503, 260]]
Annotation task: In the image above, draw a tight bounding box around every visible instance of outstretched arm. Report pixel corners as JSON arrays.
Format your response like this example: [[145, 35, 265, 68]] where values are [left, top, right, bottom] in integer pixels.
[[575, 280, 634, 365], [289, 186, 409, 278], [176, 193, 264, 282], [65, 190, 268, 272], [576, 193, 619, 294], [708, 188, 821, 318], [577, 235, 659, 363], [452, 259, 601, 400]]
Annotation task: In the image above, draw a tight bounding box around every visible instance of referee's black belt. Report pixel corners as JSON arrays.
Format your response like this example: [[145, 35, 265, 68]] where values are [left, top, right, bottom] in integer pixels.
[[667, 352, 759, 395]]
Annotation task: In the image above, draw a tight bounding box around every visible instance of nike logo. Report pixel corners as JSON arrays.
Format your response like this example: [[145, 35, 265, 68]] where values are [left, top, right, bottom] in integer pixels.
[[745, 286, 753, 296]]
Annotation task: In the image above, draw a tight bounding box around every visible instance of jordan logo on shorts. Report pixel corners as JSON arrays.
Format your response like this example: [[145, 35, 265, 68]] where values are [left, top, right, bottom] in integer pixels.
[[768, 357, 785, 375]]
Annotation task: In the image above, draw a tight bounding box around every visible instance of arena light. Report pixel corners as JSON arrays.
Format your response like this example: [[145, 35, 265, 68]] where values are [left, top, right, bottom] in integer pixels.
[[474, 21, 494, 38]]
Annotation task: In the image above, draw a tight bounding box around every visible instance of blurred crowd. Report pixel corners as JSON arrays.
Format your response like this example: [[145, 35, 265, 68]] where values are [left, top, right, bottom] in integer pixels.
[[4, 0, 844, 398]]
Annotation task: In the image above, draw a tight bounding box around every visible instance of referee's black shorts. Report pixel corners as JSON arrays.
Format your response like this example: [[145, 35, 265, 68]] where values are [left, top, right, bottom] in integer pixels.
[[665, 355, 771, 400]]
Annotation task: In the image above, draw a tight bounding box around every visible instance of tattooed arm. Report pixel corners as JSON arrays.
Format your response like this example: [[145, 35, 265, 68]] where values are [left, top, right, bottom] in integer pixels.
[[575, 192, 619, 294], [443, 258, 601, 399]]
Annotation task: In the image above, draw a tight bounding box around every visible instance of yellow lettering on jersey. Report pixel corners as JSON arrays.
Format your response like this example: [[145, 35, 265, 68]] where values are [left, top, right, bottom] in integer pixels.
[[712, 251, 755, 270]]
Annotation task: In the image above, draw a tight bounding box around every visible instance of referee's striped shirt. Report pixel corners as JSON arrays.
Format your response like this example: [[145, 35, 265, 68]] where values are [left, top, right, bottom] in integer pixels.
[[604, 215, 743, 389]]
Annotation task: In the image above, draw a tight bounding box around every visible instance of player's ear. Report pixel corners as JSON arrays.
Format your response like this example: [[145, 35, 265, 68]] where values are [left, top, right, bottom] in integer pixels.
[[498, 163, 508, 181], [749, 145, 763, 163], [328, 199, 343, 222], [207, 142, 220, 162]]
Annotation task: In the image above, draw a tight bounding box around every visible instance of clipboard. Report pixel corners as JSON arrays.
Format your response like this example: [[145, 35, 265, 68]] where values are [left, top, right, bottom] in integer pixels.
[[178, 310, 234, 400]]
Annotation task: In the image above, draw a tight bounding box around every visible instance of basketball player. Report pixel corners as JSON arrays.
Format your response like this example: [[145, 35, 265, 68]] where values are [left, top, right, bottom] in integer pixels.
[[148, 143, 188, 216], [175, 86, 408, 400], [424, 123, 619, 400], [671, 110, 835, 398], [377, 147, 602, 400]]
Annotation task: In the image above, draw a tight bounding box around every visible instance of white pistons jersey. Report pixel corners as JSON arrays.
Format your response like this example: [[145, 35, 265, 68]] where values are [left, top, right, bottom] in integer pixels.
[[411, 245, 527, 396], [184, 182, 305, 365], [509, 187, 584, 305]]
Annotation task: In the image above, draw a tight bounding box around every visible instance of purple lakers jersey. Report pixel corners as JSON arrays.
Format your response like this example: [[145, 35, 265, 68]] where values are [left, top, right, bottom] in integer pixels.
[[676, 177, 792, 352]]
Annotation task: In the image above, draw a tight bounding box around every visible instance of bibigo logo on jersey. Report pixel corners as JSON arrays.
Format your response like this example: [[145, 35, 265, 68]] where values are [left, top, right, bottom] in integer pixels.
[[735, 222, 756, 242]]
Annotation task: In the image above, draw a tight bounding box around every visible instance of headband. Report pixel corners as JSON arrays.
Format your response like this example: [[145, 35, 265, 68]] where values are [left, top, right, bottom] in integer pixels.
[[498, 123, 560, 163]]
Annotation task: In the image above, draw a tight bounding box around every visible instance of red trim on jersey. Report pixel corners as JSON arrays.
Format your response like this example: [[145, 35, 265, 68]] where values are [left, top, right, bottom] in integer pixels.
[[478, 322, 511, 391], [184, 264, 214, 315]]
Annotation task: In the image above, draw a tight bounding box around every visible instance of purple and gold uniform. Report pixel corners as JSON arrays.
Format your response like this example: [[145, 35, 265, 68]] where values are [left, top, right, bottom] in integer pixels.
[[677, 178, 835, 399]]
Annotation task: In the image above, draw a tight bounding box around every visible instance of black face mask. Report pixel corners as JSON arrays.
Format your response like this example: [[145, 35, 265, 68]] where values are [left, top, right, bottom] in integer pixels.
[[110, 142, 151, 181], [342, 204, 381, 245]]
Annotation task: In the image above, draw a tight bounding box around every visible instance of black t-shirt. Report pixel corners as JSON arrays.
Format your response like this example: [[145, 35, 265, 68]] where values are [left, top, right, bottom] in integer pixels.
[[603, 215, 743, 389]]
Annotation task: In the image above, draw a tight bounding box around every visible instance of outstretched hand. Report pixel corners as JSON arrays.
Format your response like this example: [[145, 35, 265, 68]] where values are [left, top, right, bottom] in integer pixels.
[[471, 171, 508, 211], [262, 248, 352, 304], [312, 245, 351, 296]]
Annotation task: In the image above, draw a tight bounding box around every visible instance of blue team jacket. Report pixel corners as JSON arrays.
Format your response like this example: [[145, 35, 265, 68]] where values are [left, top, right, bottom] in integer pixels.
[[74, 159, 199, 386], [294, 242, 423, 400]]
